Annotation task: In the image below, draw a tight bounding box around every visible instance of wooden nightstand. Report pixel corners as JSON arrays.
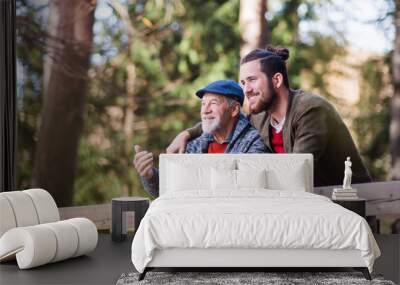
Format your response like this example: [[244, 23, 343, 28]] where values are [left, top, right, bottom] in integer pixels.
[[332, 198, 366, 218]]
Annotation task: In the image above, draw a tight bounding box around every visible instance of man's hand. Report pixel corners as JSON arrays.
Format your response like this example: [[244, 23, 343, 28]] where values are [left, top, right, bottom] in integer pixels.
[[133, 145, 154, 180], [166, 130, 190, 153]]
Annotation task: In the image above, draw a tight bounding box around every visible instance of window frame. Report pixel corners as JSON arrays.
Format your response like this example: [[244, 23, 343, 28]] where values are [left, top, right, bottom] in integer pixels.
[[0, 0, 17, 192]]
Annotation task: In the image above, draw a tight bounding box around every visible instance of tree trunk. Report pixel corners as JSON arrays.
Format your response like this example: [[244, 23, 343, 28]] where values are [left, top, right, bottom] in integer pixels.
[[391, 0, 400, 180], [32, 0, 96, 206], [239, 0, 268, 58]]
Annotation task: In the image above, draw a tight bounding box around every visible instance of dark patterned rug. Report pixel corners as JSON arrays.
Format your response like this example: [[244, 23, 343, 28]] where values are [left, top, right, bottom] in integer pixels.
[[116, 271, 396, 285]]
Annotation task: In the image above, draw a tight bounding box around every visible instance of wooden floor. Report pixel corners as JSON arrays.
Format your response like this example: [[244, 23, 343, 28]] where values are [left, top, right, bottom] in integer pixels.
[[0, 234, 398, 284]]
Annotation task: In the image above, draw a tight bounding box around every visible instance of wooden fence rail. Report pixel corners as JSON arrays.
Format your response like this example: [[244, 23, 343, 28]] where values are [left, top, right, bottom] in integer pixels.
[[59, 203, 112, 230], [314, 181, 400, 216], [58, 181, 400, 231]]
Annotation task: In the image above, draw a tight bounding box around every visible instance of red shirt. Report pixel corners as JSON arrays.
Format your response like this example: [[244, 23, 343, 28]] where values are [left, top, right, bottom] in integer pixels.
[[208, 142, 229, 153], [270, 127, 285, 153]]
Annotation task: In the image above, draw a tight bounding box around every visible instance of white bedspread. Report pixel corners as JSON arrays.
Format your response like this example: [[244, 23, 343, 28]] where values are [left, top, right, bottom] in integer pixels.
[[131, 190, 380, 273]]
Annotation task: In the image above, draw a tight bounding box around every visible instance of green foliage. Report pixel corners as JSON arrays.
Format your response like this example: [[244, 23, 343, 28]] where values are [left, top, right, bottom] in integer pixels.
[[268, 0, 346, 100], [74, 138, 152, 205], [16, 0, 392, 206], [268, 0, 391, 180], [353, 55, 391, 180], [72, 0, 241, 204]]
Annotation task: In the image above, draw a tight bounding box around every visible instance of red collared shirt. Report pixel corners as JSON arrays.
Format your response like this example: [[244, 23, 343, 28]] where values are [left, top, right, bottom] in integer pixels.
[[207, 142, 229, 153]]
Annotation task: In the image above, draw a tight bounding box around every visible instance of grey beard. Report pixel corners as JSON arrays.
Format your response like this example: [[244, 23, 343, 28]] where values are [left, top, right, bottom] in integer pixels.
[[202, 119, 220, 134]]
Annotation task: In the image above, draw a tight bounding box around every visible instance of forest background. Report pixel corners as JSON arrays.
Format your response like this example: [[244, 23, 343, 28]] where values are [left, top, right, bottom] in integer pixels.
[[16, 0, 398, 209]]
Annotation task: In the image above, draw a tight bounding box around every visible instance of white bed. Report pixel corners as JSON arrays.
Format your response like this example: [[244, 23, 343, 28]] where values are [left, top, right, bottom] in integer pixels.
[[131, 154, 380, 280]]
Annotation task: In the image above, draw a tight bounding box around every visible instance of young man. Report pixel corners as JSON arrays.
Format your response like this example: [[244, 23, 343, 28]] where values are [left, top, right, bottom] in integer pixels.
[[168, 47, 371, 187], [133, 80, 269, 198]]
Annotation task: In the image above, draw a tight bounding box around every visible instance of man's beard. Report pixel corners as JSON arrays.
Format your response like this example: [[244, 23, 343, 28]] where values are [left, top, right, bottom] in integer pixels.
[[202, 116, 221, 134], [250, 79, 278, 114]]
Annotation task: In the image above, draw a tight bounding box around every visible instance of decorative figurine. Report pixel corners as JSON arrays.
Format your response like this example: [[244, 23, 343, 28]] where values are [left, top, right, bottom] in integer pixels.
[[332, 156, 358, 200], [343, 157, 352, 189]]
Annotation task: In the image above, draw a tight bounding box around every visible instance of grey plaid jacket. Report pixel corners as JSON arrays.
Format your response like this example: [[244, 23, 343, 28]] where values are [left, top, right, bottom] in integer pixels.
[[141, 113, 269, 198]]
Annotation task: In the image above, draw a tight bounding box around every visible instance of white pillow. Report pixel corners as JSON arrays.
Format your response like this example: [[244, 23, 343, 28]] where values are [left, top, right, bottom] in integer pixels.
[[211, 168, 267, 191], [266, 162, 307, 191], [167, 160, 236, 192], [167, 162, 210, 191], [236, 169, 267, 189], [211, 168, 236, 190], [237, 159, 308, 191]]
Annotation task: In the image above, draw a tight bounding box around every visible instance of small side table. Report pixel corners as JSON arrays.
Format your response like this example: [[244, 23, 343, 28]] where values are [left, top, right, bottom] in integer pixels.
[[332, 198, 366, 218], [112, 197, 149, 242]]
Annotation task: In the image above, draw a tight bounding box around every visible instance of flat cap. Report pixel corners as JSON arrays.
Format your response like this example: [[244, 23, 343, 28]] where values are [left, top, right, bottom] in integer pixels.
[[195, 80, 244, 106]]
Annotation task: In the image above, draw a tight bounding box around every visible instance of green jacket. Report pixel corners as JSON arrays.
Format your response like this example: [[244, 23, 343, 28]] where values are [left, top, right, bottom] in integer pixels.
[[250, 89, 371, 186], [189, 89, 371, 187]]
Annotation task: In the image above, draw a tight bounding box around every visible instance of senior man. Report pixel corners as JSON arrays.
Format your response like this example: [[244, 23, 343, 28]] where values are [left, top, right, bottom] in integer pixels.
[[133, 80, 269, 198]]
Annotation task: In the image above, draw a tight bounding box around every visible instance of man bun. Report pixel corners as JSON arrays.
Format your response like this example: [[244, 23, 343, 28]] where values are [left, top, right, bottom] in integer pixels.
[[266, 46, 289, 61], [240, 46, 291, 88]]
